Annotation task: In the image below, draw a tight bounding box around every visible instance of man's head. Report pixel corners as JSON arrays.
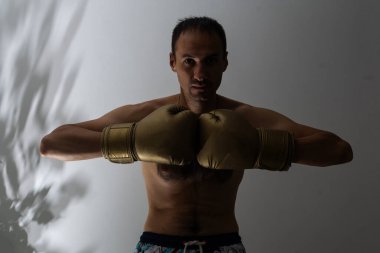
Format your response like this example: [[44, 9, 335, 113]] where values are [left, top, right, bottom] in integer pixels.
[[170, 17, 228, 104], [171, 16, 227, 55]]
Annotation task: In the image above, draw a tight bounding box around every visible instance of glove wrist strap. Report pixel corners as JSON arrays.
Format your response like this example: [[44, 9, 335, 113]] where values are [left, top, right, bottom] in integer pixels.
[[254, 128, 295, 171], [101, 123, 137, 163]]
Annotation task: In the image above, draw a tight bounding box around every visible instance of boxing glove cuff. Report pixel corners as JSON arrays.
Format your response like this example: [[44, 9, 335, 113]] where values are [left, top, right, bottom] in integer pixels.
[[101, 123, 137, 163], [254, 128, 295, 171]]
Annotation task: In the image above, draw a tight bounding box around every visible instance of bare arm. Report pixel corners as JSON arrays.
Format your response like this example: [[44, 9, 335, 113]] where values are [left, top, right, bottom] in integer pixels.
[[40, 102, 160, 161], [40, 121, 105, 161], [240, 106, 353, 167], [288, 123, 352, 166]]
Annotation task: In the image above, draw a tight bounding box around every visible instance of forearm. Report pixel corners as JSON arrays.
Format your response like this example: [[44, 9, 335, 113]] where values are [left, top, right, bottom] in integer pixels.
[[40, 124, 102, 161], [293, 131, 353, 167]]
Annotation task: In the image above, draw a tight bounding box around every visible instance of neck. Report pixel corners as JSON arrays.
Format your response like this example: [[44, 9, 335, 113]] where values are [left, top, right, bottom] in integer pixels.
[[178, 93, 218, 114]]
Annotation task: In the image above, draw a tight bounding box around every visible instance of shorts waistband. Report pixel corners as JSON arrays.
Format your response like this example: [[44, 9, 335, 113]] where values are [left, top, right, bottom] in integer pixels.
[[140, 231, 242, 248]]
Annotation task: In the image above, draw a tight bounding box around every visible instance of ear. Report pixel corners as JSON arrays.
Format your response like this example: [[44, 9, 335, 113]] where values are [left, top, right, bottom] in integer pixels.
[[169, 52, 176, 72], [222, 51, 229, 72]]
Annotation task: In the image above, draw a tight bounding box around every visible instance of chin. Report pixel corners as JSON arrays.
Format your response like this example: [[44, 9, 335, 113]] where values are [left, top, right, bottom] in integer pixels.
[[191, 94, 209, 102], [199, 97, 211, 102], [190, 91, 213, 101]]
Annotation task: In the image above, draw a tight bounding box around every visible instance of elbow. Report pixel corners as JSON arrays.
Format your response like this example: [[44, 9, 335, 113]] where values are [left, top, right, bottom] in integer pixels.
[[316, 133, 353, 167], [339, 140, 353, 164], [324, 132, 353, 166], [39, 124, 71, 157], [39, 134, 70, 161], [39, 136, 50, 157]]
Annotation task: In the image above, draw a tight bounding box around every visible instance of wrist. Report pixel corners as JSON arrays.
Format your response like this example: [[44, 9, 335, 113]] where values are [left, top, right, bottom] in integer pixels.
[[254, 128, 294, 171], [101, 123, 137, 163]]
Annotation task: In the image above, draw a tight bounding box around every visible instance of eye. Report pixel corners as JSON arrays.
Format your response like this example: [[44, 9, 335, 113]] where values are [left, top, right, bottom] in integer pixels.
[[183, 58, 195, 66], [204, 57, 218, 65]]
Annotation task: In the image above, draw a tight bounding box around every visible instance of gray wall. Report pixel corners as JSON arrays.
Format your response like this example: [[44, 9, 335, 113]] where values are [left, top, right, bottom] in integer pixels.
[[1, 0, 379, 253]]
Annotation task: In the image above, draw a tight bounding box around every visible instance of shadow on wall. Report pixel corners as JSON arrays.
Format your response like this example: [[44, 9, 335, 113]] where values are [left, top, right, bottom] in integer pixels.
[[0, 0, 90, 252]]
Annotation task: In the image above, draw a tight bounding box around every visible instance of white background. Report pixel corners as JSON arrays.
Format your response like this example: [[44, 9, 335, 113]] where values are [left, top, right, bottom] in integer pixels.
[[2, 0, 380, 253]]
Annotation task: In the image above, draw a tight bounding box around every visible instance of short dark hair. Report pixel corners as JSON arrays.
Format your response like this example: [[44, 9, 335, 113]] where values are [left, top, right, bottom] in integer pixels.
[[171, 16, 227, 54]]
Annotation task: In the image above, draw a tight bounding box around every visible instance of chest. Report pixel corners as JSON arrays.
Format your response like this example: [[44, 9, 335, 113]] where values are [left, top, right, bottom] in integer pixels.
[[155, 163, 243, 187], [156, 162, 238, 183]]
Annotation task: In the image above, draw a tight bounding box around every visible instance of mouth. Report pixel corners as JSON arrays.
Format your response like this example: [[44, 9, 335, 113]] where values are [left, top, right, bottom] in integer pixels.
[[191, 85, 207, 94], [191, 82, 208, 90], [191, 84, 205, 89]]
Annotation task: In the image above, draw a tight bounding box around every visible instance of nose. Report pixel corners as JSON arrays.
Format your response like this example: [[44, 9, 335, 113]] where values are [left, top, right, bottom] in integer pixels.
[[193, 63, 207, 82]]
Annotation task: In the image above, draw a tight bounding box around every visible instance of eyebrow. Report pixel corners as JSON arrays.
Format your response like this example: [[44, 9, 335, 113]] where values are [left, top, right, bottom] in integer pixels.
[[180, 54, 195, 59], [180, 53, 220, 59]]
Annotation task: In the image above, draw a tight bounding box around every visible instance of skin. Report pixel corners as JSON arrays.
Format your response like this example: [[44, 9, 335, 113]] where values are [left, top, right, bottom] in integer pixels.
[[40, 29, 353, 236]]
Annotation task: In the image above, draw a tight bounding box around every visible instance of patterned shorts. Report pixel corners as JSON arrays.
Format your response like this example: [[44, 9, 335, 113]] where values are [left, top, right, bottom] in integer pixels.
[[134, 232, 246, 253]]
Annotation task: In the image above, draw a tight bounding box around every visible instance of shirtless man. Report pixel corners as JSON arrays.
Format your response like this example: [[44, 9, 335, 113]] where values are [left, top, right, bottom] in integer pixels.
[[40, 17, 353, 252]]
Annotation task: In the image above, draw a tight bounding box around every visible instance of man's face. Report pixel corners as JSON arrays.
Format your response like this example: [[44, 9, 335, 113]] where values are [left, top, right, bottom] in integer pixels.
[[170, 29, 228, 103]]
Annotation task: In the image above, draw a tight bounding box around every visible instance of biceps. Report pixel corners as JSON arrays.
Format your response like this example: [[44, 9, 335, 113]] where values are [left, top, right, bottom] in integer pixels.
[[247, 107, 329, 139], [269, 113, 325, 139], [287, 122, 328, 139], [71, 110, 129, 132], [72, 118, 111, 132]]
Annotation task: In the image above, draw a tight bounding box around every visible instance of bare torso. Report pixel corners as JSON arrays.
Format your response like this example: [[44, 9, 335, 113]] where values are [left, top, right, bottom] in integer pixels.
[[142, 162, 244, 236], [40, 91, 351, 236], [137, 94, 250, 236]]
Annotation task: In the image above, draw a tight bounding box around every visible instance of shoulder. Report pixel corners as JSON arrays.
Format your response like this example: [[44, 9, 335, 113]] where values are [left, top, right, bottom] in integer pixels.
[[217, 95, 295, 129], [100, 95, 179, 124], [217, 95, 331, 138]]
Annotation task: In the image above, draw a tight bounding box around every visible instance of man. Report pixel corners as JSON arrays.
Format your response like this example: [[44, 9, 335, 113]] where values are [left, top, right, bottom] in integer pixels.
[[40, 17, 353, 252]]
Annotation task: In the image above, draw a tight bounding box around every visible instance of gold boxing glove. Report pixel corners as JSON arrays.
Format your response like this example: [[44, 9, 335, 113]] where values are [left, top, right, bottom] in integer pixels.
[[197, 109, 294, 171], [101, 104, 198, 165]]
